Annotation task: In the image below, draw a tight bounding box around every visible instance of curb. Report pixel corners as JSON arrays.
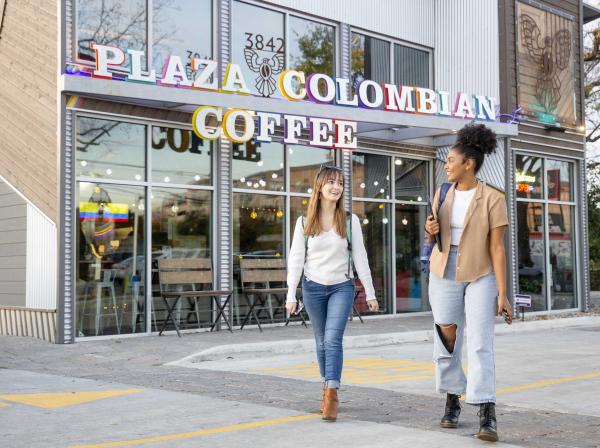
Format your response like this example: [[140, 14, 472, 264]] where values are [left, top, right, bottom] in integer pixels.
[[167, 316, 600, 366]]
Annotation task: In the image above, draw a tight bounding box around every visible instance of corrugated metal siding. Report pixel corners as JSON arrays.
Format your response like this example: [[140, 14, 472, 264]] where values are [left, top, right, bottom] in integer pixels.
[[0, 307, 56, 343], [0, 178, 26, 307], [26, 204, 57, 309], [217, 0, 233, 323], [434, 0, 500, 99], [436, 140, 506, 191], [262, 0, 435, 47]]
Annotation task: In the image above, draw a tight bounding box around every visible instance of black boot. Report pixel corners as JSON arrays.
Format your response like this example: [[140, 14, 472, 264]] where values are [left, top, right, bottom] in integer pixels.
[[477, 403, 498, 442], [440, 393, 461, 428]]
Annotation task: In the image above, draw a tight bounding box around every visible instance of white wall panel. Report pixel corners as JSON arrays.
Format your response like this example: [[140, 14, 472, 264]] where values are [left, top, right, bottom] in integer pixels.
[[26, 204, 57, 309], [434, 0, 500, 99], [262, 0, 435, 47]]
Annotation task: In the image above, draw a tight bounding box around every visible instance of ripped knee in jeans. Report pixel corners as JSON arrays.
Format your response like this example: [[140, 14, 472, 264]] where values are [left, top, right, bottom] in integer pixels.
[[435, 323, 458, 354]]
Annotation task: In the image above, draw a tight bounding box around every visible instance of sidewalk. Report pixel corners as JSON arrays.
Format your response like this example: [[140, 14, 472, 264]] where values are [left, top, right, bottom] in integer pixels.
[[1, 312, 599, 373]]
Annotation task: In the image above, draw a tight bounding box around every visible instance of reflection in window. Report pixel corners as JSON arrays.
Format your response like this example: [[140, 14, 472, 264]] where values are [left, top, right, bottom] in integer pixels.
[[232, 142, 284, 191], [77, 0, 146, 66], [394, 44, 430, 87], [288, 16, 335, 76], [546, 160, 573, 202], [395, 204, 428, 312], [517, 202, 546, 311], [233, 193, 285, 325], [232, 1, 285, 97], [76, 183, 145, 336], [352, 201, 391, 314], [151, 126, 212, 186], [290, 196, 311, 238], [353, 152, 391, 199], [351, 32, 390, 91], [395, 158, 428, 202], [289, 145, 335, 194], [76, 117, 146, 182], [151, 188, 212, 331], [153, 0, 212, 75], [548, 204, 576, 309], [516, 155, 543, 199]]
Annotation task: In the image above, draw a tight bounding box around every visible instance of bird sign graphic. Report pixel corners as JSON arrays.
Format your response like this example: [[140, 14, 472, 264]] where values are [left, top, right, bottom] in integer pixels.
[[519, 13, 571, 115], [244, 48, 285, 97]]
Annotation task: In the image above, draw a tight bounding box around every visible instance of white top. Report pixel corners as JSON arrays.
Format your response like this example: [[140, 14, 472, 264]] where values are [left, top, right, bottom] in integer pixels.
[[450, 187, 477, 245], [286, 214, 376, 303]]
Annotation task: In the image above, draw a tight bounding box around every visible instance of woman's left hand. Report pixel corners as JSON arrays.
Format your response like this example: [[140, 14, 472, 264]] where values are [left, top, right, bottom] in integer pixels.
[[497, 294, 513, 324], [367, 299, 379, 312]]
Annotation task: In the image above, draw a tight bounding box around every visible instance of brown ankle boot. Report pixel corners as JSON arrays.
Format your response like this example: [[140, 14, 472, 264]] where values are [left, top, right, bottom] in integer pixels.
[[319, 384, 326, 413], [322, 388, 338, 421]]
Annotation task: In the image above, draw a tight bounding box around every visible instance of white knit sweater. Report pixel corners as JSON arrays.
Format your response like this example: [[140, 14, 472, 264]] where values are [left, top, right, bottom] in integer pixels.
[[286, 214, 377, 303]]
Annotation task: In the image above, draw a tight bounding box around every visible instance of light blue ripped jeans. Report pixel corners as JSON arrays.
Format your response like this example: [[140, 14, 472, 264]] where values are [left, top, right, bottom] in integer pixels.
[[428, 246, 498, 404]]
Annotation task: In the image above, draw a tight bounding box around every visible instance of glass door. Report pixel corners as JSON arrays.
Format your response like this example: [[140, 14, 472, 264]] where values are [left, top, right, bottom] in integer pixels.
[[515, 154, 578, 311]]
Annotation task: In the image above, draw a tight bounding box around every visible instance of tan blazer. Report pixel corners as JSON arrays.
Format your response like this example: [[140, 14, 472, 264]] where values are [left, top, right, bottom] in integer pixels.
[[430, 181, 509, 282]]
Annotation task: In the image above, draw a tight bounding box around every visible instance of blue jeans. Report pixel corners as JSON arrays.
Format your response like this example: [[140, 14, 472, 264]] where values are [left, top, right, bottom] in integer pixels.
[[302, 276, 355, 389], [428, 246, 498, 404]]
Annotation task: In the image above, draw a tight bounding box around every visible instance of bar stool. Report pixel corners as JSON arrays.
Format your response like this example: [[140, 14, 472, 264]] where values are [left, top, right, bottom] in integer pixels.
[[80, 269, 121, 336]]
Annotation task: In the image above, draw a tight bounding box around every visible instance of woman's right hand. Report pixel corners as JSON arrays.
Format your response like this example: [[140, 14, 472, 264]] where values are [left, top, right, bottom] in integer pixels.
[[286, 301, 297, 315], [425, 215, 440, 236]]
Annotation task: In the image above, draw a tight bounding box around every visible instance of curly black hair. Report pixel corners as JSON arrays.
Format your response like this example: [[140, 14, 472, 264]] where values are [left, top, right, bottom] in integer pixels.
[[453, 123, 497, 173]]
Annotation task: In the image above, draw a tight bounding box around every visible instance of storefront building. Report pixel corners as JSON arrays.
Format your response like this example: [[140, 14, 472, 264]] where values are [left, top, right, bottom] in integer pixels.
[[0, 0, 592, 343]]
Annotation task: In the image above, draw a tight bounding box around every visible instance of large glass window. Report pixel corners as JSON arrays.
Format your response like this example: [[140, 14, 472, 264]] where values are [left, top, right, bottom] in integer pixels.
[[232, 142, 284, 191], [232, 193, 285, 325], [395, 158, 428, 202], [352, 201, 391, 314], [351, 32, 391, 90], [288, 16, 335, 76], [77, 0, 147, 65], [76, 0, 212, 77], [76, 183, 146, 336], [289, 145, 335, 194], [516, 155, 543, 199], [75, 115, 214, 337], [394, 44, 430, 87], [546, 160, 573, 202], [150, 188, 212, 332], [76, 117, 146, 182], [517, 202, 547, 311], [231, 1, 336, 98], [352, 152, 391, 200], [151, 126, 212, 186], [232, 1, 285, 97], [395, 204, 427, 312], [515, 155, 578, 311], [548, 204, 576, 310], [152, 0, 212, 75]]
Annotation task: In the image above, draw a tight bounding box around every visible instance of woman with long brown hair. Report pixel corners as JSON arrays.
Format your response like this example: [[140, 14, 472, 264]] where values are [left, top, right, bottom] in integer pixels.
[[286, 165, 379, 422]]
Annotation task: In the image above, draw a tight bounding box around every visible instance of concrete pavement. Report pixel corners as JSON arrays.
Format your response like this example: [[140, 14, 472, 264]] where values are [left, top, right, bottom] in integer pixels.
[[1, 313, 600, 447]]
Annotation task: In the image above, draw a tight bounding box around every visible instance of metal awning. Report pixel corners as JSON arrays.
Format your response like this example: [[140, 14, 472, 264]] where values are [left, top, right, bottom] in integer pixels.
[[61, 75, 519, 146], [584, 2, 600, 24]]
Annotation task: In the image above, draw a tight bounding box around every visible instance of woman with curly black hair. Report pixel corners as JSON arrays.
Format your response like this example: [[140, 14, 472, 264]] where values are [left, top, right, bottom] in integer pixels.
[[424, 123, 511, 442]]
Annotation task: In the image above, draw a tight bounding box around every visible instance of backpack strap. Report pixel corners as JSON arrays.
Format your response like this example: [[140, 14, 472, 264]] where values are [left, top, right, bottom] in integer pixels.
[[302, 216, 308, 260], [438, 182, 452, 208], [345, 211, 354, 280]]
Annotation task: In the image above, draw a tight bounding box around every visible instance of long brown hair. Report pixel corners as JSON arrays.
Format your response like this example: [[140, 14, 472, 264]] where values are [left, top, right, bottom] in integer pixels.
[[304, 166, 347, 238]]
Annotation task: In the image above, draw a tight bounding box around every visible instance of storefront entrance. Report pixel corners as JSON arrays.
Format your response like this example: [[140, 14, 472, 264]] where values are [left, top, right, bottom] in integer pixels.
[[515, 153, 579, 312]]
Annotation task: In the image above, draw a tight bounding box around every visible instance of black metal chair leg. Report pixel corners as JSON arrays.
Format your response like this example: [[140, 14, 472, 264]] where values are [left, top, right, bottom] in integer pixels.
[[160, 296, 182, 337], [211, 295, 233, 333]]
